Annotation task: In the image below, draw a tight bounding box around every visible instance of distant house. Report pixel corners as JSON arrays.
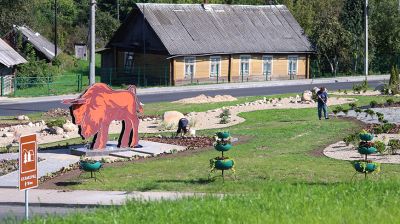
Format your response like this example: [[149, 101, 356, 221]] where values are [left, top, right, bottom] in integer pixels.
[[0, 38, 27, 95], [0, 38, 27, 75], [100, 3, 314, 86], [3, 25, 61, 61]]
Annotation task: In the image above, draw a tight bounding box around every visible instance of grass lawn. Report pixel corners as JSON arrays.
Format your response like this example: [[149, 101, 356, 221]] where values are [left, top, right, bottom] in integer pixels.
[[17, 181, 400, 224], [4, 94, 400, 223]]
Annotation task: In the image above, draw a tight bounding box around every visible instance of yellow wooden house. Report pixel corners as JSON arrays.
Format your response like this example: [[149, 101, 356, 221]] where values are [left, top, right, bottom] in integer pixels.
[[100, 3, 314, 86]]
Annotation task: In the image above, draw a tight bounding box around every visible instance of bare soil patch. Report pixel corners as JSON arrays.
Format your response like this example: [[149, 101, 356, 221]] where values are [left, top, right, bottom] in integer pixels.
[[173, 94, 237, 104]]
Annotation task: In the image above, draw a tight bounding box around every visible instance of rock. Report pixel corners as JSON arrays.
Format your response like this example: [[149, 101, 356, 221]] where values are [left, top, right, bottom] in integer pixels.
[[62, 134, 70, 139], [55, 127, 64, 135], [302, 90, 313, 102], [17, 115, 26, 121], [189, 129, 196, 137], [2, 133, 13, 137], [28, 122, 34, 127], [63, 121, 77, 132], [162, 111, 185, 127]]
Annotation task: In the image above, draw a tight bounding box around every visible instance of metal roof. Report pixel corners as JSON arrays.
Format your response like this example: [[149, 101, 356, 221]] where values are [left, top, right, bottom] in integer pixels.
[[135, 3, 313, 56], [0, 38, 27, 67], [15, 25, 61, 60]]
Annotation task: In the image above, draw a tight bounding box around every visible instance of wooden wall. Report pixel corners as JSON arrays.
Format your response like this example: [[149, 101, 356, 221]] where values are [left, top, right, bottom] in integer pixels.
[[173, 54, 309, 84]]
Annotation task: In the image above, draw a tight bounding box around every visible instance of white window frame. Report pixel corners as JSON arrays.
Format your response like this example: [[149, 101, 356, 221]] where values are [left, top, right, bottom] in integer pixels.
[[124, 52, 134, 69], [239, 55, 251, 77], [262, 55, 273, 79], [209, 56, 221, 78], [288, 55, 298, 77], [184, 56, 196, 79]]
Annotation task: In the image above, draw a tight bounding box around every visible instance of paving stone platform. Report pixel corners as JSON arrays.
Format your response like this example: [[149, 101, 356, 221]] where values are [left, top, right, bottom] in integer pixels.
[[0, 140, 186, 188]]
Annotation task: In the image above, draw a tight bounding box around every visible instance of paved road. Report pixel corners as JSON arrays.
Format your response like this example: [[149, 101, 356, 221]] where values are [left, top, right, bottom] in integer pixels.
[[0, 80, 383, 116]]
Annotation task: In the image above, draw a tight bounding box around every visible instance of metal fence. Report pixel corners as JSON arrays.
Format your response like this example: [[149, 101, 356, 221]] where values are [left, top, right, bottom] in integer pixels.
[[8, 74, 83, 97], [98, 66, 171, 87]]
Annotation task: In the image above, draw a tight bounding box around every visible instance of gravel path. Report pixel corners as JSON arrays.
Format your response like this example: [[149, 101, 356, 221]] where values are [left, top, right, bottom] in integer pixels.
[[344, 107, 400, 124]]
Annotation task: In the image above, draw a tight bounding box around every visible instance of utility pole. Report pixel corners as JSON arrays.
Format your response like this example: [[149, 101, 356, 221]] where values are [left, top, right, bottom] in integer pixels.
[[89, 0, 96, 85], [54, 0, 58, 58], [117, 0, 120, 21], [364, 0, 368, 80]]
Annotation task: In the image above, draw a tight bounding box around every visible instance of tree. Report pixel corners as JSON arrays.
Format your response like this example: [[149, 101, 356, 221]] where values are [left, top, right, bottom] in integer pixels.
[[340, 0, 364, 73], [310, 0, 351, 76]]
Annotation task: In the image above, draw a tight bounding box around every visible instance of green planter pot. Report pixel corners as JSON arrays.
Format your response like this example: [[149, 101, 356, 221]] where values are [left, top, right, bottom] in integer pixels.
[[359, 133, 373, 141], [358, 146, 377, 155], [354, 162, 377, 173], [214, 159, 234, 170], [80, 161, 102, 172], [214, 143, 232, 152], [217, 132, 230, 139]]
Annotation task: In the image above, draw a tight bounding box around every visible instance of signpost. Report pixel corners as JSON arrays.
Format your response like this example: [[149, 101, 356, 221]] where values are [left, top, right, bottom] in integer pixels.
[[19, 134, 38, 221]]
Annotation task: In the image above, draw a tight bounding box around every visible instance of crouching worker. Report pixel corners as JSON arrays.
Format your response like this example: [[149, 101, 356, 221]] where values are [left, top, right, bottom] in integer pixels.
[[177, 117, 190, 137]]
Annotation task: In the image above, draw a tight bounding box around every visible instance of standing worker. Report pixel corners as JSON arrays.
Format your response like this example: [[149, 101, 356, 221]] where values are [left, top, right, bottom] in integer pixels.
[[317, 87, 329, 120]]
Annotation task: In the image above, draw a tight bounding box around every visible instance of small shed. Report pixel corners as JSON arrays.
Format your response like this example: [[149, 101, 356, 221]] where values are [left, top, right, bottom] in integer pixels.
[[0, 38, 27, 95]]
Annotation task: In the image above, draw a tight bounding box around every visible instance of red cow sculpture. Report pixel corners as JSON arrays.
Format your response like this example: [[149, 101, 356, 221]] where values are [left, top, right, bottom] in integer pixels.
[[62, 83, 143, 150]]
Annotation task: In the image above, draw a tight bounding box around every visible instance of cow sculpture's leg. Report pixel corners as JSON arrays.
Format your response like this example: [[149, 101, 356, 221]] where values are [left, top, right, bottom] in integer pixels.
[[119, 119, 132, 148], [92, 123, 110, 150], [130, 117, 140, 148]]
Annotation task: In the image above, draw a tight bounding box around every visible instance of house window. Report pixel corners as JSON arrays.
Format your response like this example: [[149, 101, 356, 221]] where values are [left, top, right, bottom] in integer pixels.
[[209, 56, 221, 77], [184, 57, 195, 79], [288, 56, 298, 79], [240, 55, 250, 77], [262, 55, 273, 80], [124, 52, 134, 69]]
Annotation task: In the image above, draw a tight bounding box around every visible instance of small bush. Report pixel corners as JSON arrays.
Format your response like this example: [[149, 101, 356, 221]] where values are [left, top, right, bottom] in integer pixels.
[[349, 103, 357, 109], [364, 109, 375, 118], [219, 116, 230, 124], [373, 126, 383, 134], [388, 139, 400, 154], [219, 109, 231, 118], [369, 100, 378, 108], [343, 133, 360, 146], [355, 108, 362, 114], [46, 118, 66, 128], [386, 98, 395, 105], [335, 106, 344, 112], [382, 123, 396, 133], [374, 141, 386, 154], [343, 89, 348, 94]]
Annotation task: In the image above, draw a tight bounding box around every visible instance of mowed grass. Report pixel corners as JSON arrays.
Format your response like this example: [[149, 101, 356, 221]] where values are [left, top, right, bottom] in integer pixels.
[[17, 181, 400, 224], [10, 94, 400, 223], [60, 105, 400, 193]]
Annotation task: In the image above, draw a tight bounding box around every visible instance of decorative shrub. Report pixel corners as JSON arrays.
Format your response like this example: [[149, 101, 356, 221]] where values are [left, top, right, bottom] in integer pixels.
[[374, 141, 386, 154], [386, 98, 395, 105], [349, 102, 357, 110], [388, 139, 400, 155], [369, 100, 378, 108], [46, 118, 66, 128]]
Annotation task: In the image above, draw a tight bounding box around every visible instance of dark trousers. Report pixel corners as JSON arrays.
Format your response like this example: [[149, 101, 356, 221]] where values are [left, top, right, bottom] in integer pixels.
[[318, 103, 328, 119]]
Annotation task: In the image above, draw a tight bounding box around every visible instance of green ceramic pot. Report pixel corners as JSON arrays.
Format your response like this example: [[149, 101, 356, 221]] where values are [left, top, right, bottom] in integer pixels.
[[359, 133, 373, 141], [354, 162, 377, 173], [214, 143, 232, 152], [358, 146, 377, 155], [80, 161, 102, 172], [217, 132, 230, 139], [214, 159, 234, 170]]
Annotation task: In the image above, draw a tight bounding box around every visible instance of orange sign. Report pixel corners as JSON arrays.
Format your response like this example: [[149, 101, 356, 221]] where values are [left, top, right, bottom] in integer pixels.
[[19, 134, 38, 190]]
